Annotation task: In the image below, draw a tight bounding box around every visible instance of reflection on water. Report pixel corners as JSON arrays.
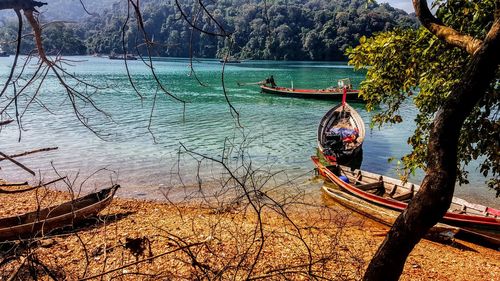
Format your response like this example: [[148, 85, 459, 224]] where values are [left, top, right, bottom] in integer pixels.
[[0, 56, 497, 208]]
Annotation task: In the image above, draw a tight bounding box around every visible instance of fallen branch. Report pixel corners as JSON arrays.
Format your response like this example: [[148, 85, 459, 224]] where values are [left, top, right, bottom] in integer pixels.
[[6, 255, 28, 281], [0, 182, 28, 187], [0, 176, 66, 194], [0, 147, 58, 162], [78, 241, 206, 281], [0, 151, 35, 176]]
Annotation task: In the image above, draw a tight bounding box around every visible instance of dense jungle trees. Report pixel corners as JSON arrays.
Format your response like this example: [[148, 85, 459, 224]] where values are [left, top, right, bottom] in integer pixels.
[[0, 0, 417, 60]]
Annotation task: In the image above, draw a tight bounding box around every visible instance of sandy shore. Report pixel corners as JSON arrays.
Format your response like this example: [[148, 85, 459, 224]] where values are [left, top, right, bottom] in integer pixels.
[[0, 183, 499, 280]]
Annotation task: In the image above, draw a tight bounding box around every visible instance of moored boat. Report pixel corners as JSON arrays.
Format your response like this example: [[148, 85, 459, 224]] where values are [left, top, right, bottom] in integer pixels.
[[311, 156, 500, 245], [219, 59, 241, 63], [317, 102, 365, 165], [109, 53, 137, 60], [260, 78, 361, 101], [0, 185, 119, 241]]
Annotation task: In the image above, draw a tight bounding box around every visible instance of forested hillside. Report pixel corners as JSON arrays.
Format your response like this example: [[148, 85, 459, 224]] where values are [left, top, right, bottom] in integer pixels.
[[0, 0, 418, 60]]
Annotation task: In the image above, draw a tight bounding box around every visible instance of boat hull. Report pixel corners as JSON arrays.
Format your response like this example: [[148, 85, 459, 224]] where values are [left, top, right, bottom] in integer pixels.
[[260, 85, 360, 100]]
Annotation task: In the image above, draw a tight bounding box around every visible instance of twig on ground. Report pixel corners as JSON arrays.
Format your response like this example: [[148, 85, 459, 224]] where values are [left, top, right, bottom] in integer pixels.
[[78, 241, 206, 281]]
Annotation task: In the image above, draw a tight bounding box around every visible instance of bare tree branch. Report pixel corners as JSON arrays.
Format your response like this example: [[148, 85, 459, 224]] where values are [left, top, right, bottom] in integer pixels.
[[174, 0, 230, 37], [0, 176, 66, 194], [0, 119, 14, 127], [0, 151, 35, 175], [0, 147, 58, 162], [78, 241, 206, 281], [0, 0, 46, 11], [0, 9, 23, 99]]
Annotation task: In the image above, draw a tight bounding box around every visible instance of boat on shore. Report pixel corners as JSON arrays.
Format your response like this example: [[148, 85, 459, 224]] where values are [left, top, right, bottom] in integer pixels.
[[317, 102, 365, 165], [320, 182, 460, 236], [260, 78, 361, 101], [0, 185, 119, 241], [311, 156, 500, 246]]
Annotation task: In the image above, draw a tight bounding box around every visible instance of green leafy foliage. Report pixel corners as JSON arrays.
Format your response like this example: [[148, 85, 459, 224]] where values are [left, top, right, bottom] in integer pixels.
[[347, 0, 499, 195]]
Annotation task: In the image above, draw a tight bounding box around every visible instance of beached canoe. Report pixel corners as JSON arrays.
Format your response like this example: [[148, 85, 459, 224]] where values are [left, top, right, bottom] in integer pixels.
[[311, 156, 500, 245], [317, 103, 365, 165], [0, 185, 119, 241]]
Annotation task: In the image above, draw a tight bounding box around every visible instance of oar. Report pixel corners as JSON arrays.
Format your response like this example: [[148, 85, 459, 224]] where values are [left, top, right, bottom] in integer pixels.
[[237, 80, 266, 86]]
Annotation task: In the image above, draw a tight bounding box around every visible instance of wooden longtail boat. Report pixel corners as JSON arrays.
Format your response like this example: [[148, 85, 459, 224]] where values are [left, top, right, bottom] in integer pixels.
[[311, 156, 500, 245], [317, 103, 365, 165], [0, 185, 119, 242], [260, 85, 360, 100], [260, 78, 361, 101]]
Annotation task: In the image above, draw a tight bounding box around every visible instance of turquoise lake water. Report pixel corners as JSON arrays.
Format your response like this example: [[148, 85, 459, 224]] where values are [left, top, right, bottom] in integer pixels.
[[0, 56, 497, 207]]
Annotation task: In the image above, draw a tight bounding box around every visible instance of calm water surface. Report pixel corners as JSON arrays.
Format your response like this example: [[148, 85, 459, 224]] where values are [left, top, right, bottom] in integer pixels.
[[0, 56, 497, 207]]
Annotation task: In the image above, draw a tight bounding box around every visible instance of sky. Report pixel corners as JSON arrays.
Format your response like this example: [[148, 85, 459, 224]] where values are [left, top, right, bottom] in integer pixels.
[[379, 0, 428, 13], [378, 0, 414, 12]]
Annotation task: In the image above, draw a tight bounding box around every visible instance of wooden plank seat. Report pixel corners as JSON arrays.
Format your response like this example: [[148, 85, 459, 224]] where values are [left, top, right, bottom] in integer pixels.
[[356, 181, 383, 191], [392, 192, 413, 202]]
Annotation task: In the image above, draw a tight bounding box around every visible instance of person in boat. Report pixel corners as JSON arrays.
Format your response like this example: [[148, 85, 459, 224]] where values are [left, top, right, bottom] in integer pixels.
[[265, 75, 277, 88]]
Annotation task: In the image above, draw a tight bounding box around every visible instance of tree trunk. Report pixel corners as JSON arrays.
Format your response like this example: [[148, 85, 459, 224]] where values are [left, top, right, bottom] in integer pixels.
[[363, 19, 500, 281]]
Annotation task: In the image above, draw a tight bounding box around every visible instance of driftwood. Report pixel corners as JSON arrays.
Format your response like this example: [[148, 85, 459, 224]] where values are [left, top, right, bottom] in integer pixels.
[[0, 182, 28, 187], [0, 152, 35, 176], [0, 147, 58, 162], [0, 177, 66, 194]]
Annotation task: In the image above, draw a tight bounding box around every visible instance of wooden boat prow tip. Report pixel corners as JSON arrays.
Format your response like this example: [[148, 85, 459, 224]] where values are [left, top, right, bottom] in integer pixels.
[[311, 156, 500, 247], [0, 184, 120, 242]]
